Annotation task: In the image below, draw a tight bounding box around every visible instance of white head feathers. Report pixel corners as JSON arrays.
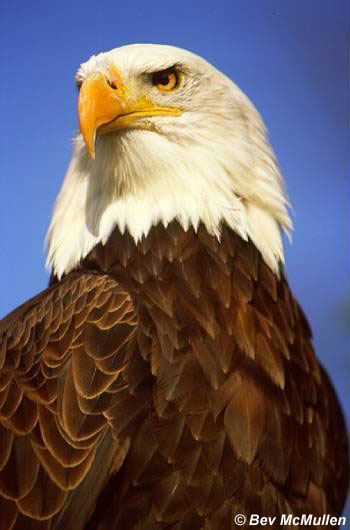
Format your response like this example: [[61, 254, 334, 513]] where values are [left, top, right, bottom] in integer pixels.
[[47, 44, 292, 278]]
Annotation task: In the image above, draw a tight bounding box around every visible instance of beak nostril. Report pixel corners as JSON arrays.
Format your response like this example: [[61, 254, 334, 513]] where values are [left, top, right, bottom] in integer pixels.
[[107, 80, 117, 90]]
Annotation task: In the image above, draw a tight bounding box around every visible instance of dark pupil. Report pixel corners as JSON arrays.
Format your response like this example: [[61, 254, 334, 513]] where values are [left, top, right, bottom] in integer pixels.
[[159, 73, 170, 85]]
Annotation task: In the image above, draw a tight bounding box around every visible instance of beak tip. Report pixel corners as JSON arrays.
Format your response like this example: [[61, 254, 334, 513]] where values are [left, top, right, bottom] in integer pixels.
[[83, 131, 96, 160], [88, 146, 96, 160]]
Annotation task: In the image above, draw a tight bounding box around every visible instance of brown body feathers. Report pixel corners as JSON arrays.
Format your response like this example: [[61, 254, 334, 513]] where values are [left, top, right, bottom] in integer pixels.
[[0, 223, 348, 529]]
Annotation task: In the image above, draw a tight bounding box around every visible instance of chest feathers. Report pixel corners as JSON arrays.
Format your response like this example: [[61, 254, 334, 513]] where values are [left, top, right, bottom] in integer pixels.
[[51, 221, 343, 524]]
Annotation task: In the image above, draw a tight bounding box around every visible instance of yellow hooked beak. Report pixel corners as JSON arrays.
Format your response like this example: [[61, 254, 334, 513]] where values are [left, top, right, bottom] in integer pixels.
[[78, 66, 181, 159]]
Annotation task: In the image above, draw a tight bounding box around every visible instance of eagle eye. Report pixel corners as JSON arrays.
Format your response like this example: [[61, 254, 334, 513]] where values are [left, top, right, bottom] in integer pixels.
[[152, 66, 180, 92]]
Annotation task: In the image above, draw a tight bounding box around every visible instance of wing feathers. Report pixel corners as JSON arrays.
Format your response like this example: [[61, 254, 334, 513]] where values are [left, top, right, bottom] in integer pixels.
[[0, 271, 138, 527], [2, 394, 38, 435], [0, 436, 39, 500], [16, 467, 67, 520]]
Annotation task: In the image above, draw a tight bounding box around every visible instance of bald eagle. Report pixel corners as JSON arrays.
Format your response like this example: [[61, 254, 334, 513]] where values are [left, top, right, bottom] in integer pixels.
[[0, 44, 348, 530]]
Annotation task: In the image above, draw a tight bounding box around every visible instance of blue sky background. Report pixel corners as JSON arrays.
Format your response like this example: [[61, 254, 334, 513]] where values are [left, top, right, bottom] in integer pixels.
[[1, 0, 348, 462]]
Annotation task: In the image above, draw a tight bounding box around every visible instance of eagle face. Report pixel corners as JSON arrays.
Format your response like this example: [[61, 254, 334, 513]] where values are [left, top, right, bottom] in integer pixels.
[[76, 43, 231, 155], [47, 44, 291, 279]]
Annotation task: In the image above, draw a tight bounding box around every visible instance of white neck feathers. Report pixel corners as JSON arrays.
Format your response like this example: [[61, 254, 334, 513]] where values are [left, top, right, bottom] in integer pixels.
[[46, 106, 291, 279]]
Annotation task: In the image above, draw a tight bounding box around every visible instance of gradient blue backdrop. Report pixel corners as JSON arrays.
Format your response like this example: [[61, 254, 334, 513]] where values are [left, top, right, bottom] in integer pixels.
[[1, 0, 348, 496]]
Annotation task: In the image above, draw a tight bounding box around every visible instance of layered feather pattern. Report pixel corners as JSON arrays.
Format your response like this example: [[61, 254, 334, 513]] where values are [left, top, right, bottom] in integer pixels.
[[80, 223, 348, 528], [0, 273, 140, 528], [0, 223, 348, 529]]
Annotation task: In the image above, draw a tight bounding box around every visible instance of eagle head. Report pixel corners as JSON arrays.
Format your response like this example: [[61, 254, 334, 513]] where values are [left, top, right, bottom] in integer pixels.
[[47, 44, 291, 278]]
